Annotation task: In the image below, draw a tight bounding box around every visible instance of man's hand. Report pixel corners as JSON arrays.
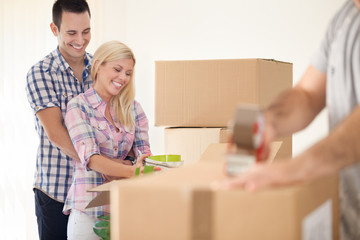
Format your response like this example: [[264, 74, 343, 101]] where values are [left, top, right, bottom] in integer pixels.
[[217, 159, 300, 191]]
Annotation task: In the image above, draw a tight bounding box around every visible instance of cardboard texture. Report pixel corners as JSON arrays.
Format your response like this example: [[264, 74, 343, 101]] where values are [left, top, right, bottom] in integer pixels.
[[164, 127, 290, 165], [88, 145, 339, 240], [109, 163, 339, 240], [164, 127, 230, 165], [155, 59, 293, 127], [199, 142, 283, 164], [275, 135, 292, 159]]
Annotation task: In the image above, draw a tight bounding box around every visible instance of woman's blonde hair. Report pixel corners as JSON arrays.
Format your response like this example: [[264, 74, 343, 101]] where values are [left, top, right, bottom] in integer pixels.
[[91, 40, 136, 128]]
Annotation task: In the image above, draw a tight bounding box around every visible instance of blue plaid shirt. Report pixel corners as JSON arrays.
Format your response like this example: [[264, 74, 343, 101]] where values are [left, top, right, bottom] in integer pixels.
[[26, 48, 93, 202]]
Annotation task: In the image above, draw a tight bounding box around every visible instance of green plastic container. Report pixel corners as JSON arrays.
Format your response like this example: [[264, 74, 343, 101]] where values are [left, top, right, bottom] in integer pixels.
[[147, 154, 181, 162], [145, 155, 183, 168]]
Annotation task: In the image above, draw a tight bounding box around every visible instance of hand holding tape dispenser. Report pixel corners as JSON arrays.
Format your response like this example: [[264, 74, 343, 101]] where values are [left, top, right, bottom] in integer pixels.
[[227, 104, 265, 176]]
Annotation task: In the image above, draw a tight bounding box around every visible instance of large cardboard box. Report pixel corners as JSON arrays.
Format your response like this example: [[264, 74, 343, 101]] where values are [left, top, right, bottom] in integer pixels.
[[89, 145, 339, 240], [164, 127, 292, 165], [155, 59, 292, 127]]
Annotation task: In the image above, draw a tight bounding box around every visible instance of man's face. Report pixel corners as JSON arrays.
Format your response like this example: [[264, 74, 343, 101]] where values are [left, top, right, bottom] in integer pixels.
[[51, 11, 91, 62], [353, 0, 360, 10]]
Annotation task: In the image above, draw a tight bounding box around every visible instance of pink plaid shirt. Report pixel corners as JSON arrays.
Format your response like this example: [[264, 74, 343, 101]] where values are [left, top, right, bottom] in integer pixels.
[[63, 87, 151, 218]]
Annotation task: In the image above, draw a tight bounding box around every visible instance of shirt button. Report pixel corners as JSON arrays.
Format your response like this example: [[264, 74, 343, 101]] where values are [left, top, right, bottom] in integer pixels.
[[331, 67, 335, 76]]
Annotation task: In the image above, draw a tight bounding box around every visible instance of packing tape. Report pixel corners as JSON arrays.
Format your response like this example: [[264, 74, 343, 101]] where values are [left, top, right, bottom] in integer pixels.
[[232, 104, 263, 150], [192, 189, 213, 240]]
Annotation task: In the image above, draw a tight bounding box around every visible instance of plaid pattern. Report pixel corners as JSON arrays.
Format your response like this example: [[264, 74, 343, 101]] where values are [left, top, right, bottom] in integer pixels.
[[25, 48, 92, 202], [63, 87, 151, 218]]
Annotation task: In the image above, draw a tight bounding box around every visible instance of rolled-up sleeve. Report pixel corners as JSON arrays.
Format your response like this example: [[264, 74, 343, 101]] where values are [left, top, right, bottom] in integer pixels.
[[26, 65, 59, 114], [310, 4, 342, 74], [65, 97, 99, 168], [132, 101, 151, 158]]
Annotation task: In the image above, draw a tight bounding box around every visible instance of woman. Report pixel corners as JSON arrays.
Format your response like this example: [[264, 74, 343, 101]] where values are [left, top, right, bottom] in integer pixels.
[[63, 40, 151, 239]]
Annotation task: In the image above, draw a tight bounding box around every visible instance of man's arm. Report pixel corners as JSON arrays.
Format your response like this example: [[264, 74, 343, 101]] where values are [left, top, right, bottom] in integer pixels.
[[301, 104, 360, 178], [221, 104, 360, 191], [36, 107, 80, 161], [264, 65, 326, 139], [257, 65, 326, 160]]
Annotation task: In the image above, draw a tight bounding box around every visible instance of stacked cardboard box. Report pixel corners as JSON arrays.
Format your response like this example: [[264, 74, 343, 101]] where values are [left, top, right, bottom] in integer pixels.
[[155, 59, 293, 164]]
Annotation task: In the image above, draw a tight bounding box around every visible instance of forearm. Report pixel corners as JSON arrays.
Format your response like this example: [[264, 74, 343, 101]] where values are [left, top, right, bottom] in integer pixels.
[[265, 89, 318, 138], [37, 107, 80, 161], [264, 65, 326, 139], [88, 154, 136, 178], [294, 105, 360, 180], [47, 125, 80, 161]]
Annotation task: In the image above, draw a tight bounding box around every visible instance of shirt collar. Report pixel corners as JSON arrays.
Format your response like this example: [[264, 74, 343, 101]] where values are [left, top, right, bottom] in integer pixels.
[[51, 48, 69, 72], [52, 47, 92, 73], [84, 52, 92, 71], [84, 88, 124, 129], [84, 87, 105, 109]]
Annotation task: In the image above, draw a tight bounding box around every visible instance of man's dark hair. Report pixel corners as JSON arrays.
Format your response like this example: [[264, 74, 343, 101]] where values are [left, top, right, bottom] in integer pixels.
[[52, 0, 91, 30]]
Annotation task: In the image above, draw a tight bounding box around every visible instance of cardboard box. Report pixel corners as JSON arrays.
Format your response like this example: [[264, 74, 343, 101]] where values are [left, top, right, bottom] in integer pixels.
[[274, 135, 292, 159], [164, 127, 230, 165], [88, 145, 339, 240], [199, 142, 283, 164], [155, 59, 292, 127], [164, 127, 292, 165]]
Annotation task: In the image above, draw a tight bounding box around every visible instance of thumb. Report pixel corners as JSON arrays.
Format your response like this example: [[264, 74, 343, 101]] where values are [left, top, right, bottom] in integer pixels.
[[136, 153, 151, 166]]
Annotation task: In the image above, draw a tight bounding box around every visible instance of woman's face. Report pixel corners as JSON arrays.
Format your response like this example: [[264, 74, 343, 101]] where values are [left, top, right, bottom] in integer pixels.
[[94, 58, 134, 102]]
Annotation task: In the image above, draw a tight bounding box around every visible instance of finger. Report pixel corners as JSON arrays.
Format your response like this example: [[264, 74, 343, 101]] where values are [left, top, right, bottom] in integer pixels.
[[216, 163, 268, 190], [137, 153, 151, 164]]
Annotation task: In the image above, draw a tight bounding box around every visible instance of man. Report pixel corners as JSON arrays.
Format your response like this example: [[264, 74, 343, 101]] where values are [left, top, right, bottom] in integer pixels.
[[222, 0, 360, 239], [25, 0, 92, 239]]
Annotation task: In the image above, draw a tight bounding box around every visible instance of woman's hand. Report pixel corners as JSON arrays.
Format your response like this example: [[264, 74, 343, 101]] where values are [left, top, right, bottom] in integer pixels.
[[134, 153, 149, 169], [103, 157, 136, 182], [133, 154, 162, 175]]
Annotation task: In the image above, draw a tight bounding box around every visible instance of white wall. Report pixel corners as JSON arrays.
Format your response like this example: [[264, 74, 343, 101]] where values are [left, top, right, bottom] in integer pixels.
[[0, 0, 344, 239], [111, 0, 343, 155]]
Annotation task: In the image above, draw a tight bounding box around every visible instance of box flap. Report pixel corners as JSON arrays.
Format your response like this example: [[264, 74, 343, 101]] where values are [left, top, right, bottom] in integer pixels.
[[86, 191, 110, 209], [268, 141, 283, 162], [87, 180, 114, 192], [86, 181, 116, 208], [199, 141, 283, 163]]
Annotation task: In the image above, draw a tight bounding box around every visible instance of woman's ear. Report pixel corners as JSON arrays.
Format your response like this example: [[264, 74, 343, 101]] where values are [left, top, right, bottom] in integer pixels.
[[93, 60, 99, 70]]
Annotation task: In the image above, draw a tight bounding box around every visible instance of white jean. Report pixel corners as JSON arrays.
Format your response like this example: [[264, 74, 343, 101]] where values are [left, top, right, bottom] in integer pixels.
[[67, 209, 101, 240]]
